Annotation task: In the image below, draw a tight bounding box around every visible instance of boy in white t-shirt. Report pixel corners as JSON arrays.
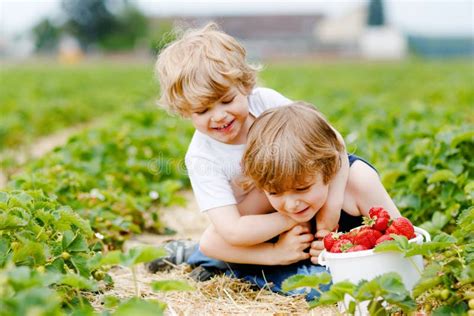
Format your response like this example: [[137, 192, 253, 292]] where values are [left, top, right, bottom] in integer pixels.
[[148, 22, 350, 286]]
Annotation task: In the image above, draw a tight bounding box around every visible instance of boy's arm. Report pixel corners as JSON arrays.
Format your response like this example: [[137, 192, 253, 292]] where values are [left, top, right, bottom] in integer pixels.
[[199, 224, 312, 265], [348, 160, 401, 218], [206, 204, 296, 246]]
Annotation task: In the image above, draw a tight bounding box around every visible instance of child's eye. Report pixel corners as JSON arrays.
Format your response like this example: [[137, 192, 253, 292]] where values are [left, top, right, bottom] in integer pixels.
[[194, 108, 208, 115], [296, 186, 311, 192], [221, 96, 235, 104]]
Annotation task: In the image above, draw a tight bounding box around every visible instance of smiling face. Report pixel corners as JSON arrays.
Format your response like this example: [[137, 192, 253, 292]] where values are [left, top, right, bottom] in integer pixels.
[[190, 87, 253, 145], [265, 173, 329, 223]]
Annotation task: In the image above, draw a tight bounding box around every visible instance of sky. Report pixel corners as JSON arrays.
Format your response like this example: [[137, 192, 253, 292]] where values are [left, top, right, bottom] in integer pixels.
[[1, 0, 473, 38]]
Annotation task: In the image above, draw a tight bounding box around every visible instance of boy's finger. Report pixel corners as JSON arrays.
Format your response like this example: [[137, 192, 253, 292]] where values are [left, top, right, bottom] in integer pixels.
[[301, 252, 311, 260], [315, 229, 330, 239], [290, 225, 303, 234], [309, 248, 322, 257], [310, 255, 320, 265], [311, 240, 324, 250], [300, 233, 314, 242]]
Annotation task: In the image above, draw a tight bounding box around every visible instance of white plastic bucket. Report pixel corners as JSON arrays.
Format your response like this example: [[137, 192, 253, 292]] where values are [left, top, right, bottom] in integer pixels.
[[318, 227, 430, 315], [318, 226, 430, 290]]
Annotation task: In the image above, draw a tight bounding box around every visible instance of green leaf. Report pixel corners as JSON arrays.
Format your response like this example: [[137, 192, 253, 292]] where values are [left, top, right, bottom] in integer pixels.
[[99, 250, 122, 266], [151, 280, 195, 292], [373, 235, 412, 255], [427, 170, 457, 184], [70, 254, 91, 277], [464, 181, 474, 200], [0, 213, 28, 229], [113, 298, 165, 316], [103, 295, 121, 308], [0, 191, 9, 203], [317, 281, 355, 305], [450, 129, 474, 148], [62, 230, 75, 249], [432, 302, 468, 316], [58, 273, 98, 291], [67, 234, 89, 253], [459, 262, 474, 285], [12, 239, 49, 266], [281, 272, 331, 292], [432, 232, 457, 243], [412, 263, 443, 297]]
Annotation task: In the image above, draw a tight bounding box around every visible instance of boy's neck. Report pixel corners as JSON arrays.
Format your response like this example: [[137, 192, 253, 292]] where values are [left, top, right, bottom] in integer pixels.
[[232, 113, 255, 145]]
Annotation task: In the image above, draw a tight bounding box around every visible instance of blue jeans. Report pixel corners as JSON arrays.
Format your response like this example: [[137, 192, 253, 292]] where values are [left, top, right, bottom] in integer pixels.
[[187, 247, 331, 301]]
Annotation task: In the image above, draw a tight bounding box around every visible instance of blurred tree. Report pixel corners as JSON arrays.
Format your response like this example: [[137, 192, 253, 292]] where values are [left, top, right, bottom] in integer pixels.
[[61, 0, 148, 51], [32, 19, 61, 52], [100, 5, 149, 51], [62, 0, 118, 49], [149, 20, 176, 55], [367, 0, 385, 26]]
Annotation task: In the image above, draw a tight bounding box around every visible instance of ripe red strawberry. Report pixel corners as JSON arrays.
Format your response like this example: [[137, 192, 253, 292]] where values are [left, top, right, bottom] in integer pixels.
[[386, 217, 415, 239], [375, 234, 394, 245], [323, 232, 340, 251], [330, 239, 352, 253], [346, 244, 369, 252], [368, 206, 390, 219], [340, 229, 359, 243], [353, 228, 383, 249], [364, 215, 390, 232], [366, 206, 391, 232]]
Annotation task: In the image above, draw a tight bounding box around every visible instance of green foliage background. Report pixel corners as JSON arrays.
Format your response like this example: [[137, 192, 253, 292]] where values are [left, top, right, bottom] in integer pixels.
[[0, 60, 472, 314]]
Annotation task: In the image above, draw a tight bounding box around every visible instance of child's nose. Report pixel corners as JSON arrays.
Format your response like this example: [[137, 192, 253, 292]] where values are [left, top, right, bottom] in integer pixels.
[[211, 110, 228, 123], [284, 197, 299, 212]]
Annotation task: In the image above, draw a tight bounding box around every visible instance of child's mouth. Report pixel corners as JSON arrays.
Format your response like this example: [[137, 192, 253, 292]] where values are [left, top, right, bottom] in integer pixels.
[[295, 206, 310, 215], [213, 119, 235, 132]]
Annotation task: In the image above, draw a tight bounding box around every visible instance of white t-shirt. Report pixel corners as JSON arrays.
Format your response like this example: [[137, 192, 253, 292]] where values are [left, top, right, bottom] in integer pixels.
[[185, 87, 292, 212]]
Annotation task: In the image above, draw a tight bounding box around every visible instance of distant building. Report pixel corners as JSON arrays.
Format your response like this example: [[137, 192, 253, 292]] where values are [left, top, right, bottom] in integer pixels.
[[406, 35, 474, 58], [151, 15, 324, 59]]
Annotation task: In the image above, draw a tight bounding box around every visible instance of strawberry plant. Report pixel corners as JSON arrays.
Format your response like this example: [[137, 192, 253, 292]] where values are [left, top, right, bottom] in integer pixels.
[[8, 106, 193, 248], [283, 271, 416, 315]]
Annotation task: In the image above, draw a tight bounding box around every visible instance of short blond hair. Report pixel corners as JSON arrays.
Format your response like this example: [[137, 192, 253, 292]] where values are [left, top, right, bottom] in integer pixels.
[[155, 22, 258, 117], [241, 102, 344, 193]]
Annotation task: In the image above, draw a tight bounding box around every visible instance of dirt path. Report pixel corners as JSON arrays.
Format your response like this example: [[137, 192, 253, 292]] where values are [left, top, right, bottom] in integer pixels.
[[103, 191, 338, 315]]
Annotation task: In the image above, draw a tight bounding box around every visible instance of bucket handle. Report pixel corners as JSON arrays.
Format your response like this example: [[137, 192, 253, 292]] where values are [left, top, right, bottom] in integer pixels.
[[414, 226, 431, 242], [318, 250, 327, 266]]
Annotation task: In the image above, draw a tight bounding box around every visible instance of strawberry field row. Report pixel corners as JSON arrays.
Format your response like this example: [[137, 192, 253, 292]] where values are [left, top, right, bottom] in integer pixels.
[[1, 61, 472, 314], [1, 103, 195, 315], [0, 63, 155, 150]]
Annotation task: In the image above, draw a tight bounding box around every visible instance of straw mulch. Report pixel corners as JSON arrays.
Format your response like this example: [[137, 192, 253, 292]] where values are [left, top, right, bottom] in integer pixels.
[[92, 191, 338, 315]]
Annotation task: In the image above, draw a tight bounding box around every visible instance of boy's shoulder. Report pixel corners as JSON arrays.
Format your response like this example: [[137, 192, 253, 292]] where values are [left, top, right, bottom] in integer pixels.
[[249, 87, 291, 103], [185, 131, 243, 164], [248, 87, 292, 116]]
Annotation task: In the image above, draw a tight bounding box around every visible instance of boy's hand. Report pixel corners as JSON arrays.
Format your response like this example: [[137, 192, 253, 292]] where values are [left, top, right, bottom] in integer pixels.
[[310, 229, 331, 264], [273, 224, 313, 265]]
